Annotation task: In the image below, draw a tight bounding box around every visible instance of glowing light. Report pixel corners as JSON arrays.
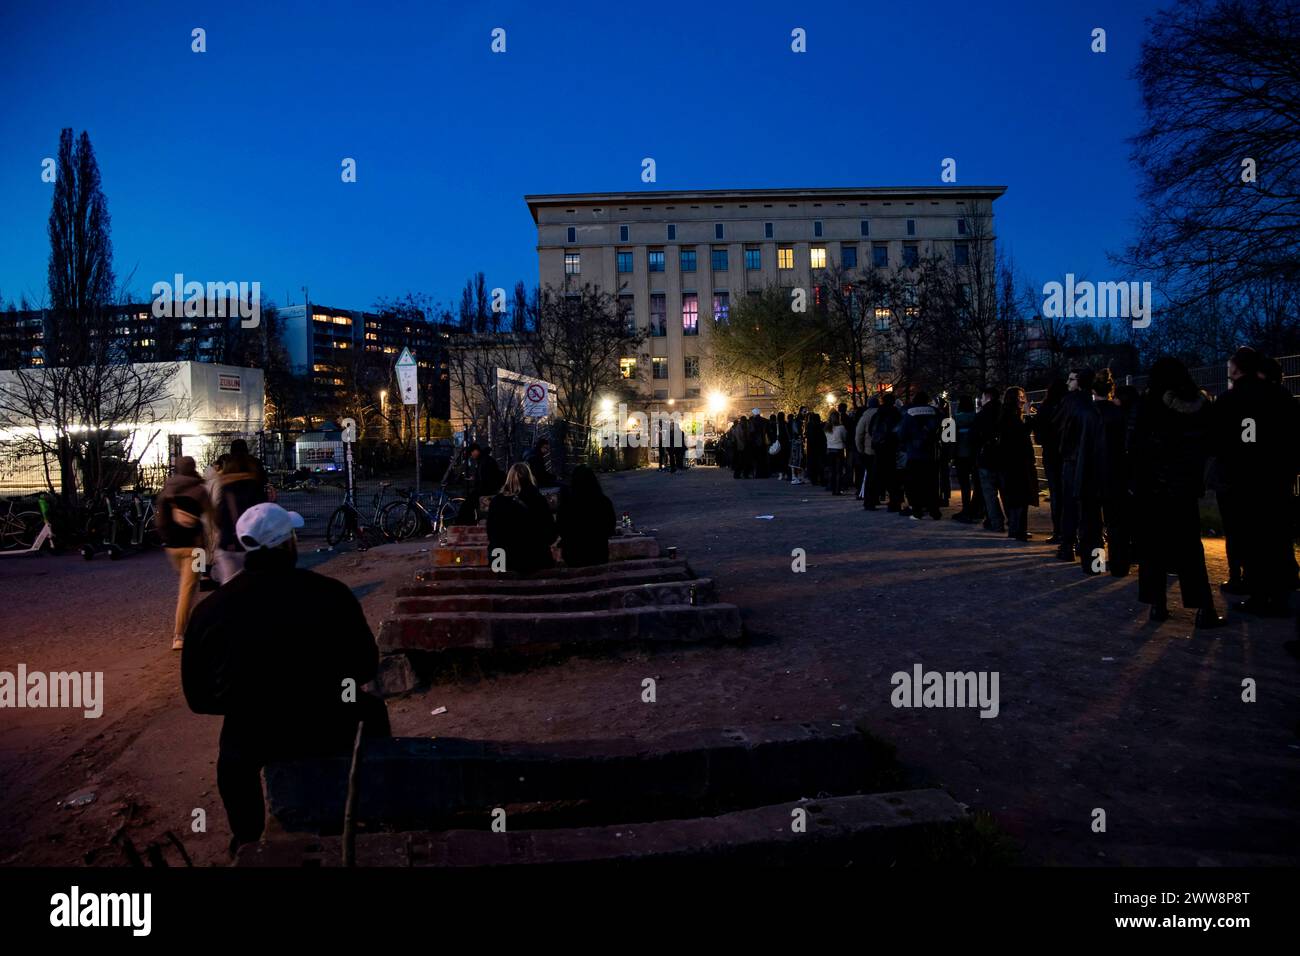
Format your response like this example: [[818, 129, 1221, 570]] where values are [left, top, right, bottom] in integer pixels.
[[706, 391, 728, 416], [825, 393, 837, 405]]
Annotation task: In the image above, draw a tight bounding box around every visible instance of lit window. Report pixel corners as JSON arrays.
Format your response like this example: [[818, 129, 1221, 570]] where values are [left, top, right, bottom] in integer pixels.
[[648, 250, 665, 272], [620, 357, 637, 379], [874, 308, 890, 331], [778, 246, 794, 270], [810, 247, 827, 269], [682, 293, 698, 335], [652, 357, 668, 379], [565, 252, 581, 275], [713, 291, 730, 323], [313, 313, 330, 322], [684, 356, 699, 378], [332, 315, 351, 325]]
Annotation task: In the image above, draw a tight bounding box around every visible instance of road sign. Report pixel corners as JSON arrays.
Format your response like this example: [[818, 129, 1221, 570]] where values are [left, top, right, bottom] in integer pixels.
[[395, 347, 418, 405], [524, 382, 549, 418]]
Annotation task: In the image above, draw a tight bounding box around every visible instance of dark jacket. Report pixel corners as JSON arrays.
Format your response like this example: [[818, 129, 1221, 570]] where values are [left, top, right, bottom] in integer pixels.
[[215, 467, 268, 551], [471, 453, 506, 501], [487, 489, 557, 574], [1055, 390, 1094, 463], [953, 410, 977, 459], [156, 473, 208, 549], [973, 401, 1001, 470], [1032, 397, 1064, 470], [997, 416, 1039, 508], [181, 552, 382, 756], [1075, 399, 1128, 501], [524, 448, 557, 488], [870, 404, 902, 455], [1211, 376, 1300, 498], [1132, 389, 1212, 499], [556, 489, 616, 567], [897, 404, 940, 465]]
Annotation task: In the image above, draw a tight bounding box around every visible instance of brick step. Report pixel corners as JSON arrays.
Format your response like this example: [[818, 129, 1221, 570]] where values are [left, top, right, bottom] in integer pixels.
[[378, 603, 743, 655], [393, 578, 717, 615], [263, 721, 890, 835], [398, 565, 695, 598], [239, 789, 969, 867], [414, 555, 677, 585], [432, 535, 661, 568]]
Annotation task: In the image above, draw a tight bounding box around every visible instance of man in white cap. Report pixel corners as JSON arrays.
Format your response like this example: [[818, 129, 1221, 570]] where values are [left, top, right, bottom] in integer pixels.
[[181, 503, 390, 855]]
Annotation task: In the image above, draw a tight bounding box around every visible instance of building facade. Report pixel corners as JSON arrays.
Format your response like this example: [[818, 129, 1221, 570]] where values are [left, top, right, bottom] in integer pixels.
[[528, 186, 1005, 415]]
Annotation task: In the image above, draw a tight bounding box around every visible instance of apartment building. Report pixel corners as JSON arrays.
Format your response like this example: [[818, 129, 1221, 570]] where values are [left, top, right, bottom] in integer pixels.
[[527, 186, 1005, 414]]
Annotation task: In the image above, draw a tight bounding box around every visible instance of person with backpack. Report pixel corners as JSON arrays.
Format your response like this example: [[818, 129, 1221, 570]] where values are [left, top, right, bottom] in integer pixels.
[[897, 391, 943, 519], [213, 442, 269, 584], [156, 457, 212, 651]]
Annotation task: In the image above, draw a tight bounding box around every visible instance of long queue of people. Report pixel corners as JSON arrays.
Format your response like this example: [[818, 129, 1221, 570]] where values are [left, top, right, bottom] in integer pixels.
[[722, 350, 1299, 630]]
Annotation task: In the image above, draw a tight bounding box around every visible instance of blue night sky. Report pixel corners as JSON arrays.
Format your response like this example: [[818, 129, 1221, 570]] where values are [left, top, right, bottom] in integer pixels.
[[0, 0, 1166, 311]]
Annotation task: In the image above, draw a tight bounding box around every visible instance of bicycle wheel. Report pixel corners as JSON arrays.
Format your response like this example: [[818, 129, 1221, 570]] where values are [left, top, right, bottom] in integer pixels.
[[326, 505, 354, 546], [377, 500, 408, 539], [437, 497, 464, 533], [0, 510, 42, 551], [385, 502, 425, 541]]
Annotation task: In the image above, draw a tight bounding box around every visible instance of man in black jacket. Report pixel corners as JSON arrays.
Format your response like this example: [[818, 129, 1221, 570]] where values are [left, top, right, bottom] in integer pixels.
[[182, 503, 390, 854], [1053, 367, 1096, 560]]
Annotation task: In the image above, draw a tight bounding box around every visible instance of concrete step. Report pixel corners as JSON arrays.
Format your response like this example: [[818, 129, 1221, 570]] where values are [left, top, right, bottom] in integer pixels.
[[378, 603, 743, 655], [398, 565, 695, 598], [413, 555, 678, 585], [393, 578, 716, 615], [239, 789, 969, 867], [264, 721, 892, 834], [431, 535, 661, 568]]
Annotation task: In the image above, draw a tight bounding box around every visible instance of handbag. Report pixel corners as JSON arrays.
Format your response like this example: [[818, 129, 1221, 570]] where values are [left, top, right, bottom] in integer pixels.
[[769, 440, 782, 456]]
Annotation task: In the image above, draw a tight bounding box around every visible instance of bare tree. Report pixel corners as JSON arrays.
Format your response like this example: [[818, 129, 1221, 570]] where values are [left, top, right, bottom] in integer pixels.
[[711, 285, 828, 409]]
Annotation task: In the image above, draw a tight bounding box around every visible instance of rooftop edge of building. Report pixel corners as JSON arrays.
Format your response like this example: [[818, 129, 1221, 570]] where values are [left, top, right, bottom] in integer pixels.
[[525, 185, 1008, 221]]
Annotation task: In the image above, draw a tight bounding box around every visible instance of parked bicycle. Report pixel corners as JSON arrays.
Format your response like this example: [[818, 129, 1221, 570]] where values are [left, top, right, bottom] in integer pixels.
[[81, 490, 160, 560], [379, 486, 464, 541], [325, 481, 395, 548], [0, 496, 45, 552]]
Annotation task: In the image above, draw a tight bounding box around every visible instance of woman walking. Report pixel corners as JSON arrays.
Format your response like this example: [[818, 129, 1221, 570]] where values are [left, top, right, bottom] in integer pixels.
[[156, 457, 212, 650]]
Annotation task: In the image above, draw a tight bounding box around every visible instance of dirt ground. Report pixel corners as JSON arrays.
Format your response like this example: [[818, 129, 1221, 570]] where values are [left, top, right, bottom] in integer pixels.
[[1, 467, 1297, 867]]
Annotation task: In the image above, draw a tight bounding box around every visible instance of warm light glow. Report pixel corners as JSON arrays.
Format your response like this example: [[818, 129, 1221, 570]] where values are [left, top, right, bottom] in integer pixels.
[[825, 393, 837, 405], [600, 397, 615, 416], [706, 390, 728, 416], [666, 398, 675, 406]]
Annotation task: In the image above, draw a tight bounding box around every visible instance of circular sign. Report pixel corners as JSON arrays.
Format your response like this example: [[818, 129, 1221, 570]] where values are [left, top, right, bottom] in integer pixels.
[[525, 384, 545, 403]]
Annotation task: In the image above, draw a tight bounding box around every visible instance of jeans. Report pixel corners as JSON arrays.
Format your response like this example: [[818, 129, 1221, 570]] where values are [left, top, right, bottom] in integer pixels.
[[826, 449, 845, 494], [978, 468, 1004, 531]]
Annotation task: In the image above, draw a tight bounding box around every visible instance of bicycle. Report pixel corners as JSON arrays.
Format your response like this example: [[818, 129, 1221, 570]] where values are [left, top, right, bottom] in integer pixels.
[[0, 496, 45, 552], [325, 481, 395, 548], [81, 490, 160, 560], [379, 486, 464, 541]]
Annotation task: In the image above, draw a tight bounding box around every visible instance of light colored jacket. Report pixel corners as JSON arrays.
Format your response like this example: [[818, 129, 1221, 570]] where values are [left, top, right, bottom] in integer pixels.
[[825, 425, 847, 451], [855, 407, 878, 455]]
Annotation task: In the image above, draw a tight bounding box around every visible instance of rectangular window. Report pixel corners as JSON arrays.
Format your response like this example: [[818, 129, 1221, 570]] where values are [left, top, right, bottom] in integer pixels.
[[957, 218, 967, 236], [684, 355, 700, 378], [650, 293, 666, 336], [620, 357, 637, 379], [873, 244, 888, 268], [842, 245, 858, 269], [813, 220, 823, 238], [714, 223, 724, 240], [681, 293, 699, 335], [652, 357, 668, 379], [906, 219, 916, 236], [617, 250, 634, 273], [686, 387, 701, 399], [667, 224, 676, 241], [619, 294, 635, 332], [954, 242, 970, 266], [680, 249, 697, 272], [764, 222, 774, 239], [620, 224, 630, 242], [877, 351, 893, 372], [654, 388, 669, 400], [711, 247, 728, 271], [566, 226, 576, 242], [903, 244, 919, 268], [874, 307, 890, 331], [713, 290, 730, 322], [745, 246, 761, 270], [648, 249, 665, 272], [860, 220, 870, 237], [778, 246, 794, 270], [810, 246, 827, 269], [565, 252, 581, 275]]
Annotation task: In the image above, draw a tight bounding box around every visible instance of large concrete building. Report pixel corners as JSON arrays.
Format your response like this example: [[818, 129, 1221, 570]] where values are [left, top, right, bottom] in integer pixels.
[[527, 186, 1005, 417]]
